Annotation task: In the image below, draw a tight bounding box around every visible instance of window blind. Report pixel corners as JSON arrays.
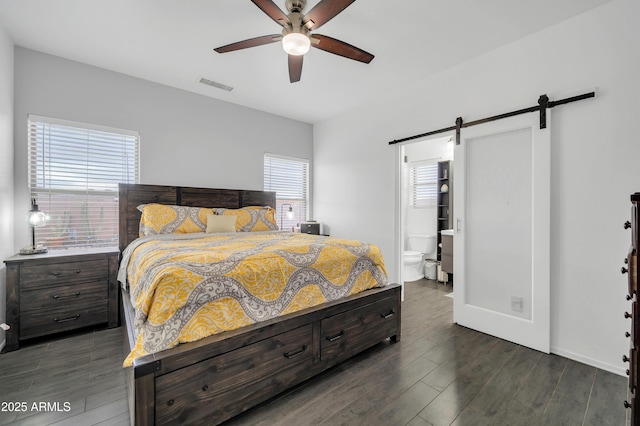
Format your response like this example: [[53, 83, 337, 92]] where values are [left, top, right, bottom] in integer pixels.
[[28, 114, 139, 249], [410, 159, 438, 208], [264, 153, 309, 231]]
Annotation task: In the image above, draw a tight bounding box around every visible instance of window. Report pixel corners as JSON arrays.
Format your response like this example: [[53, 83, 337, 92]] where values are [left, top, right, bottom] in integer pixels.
[[410, 159, 438, 208], [28, 115, 139, 249], [264, 153, 309, 231]]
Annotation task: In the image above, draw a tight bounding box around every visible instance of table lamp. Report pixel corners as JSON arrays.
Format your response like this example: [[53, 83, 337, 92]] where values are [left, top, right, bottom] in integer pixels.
[[20, 198, 48, 255], [280, 204, 294, 230]]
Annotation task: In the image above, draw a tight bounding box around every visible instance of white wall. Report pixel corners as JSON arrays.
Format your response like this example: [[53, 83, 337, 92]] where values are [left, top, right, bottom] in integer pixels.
[[314, 0, 640, 374], [0, 23, 14, 350], [13, 48, 313, 249]]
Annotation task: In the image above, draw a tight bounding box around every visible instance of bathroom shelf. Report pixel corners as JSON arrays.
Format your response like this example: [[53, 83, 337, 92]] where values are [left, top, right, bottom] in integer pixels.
[[437, 161, 453, 264]]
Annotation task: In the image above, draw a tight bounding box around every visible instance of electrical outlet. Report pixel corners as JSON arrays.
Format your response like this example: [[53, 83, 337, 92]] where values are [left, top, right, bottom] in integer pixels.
[[511, 296, 524, 313]]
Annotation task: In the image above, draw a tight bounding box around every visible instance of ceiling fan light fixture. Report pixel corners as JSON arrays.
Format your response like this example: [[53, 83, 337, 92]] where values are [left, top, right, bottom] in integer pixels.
[[282, 32, 310, 56]]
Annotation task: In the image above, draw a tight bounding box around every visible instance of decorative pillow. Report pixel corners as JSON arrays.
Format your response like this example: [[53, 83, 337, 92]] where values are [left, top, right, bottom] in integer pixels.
[[214, 206, 278, 232], [206, 214, 236, 233], [138, 204, 214, 236]]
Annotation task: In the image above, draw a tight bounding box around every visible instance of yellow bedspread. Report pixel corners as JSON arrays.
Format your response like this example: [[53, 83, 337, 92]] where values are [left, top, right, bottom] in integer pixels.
[[119, 231, 388, 366]]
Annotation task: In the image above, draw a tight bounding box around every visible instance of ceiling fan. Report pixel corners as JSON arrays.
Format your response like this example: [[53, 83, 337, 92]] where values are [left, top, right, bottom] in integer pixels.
[[214, 0, 374, 83]]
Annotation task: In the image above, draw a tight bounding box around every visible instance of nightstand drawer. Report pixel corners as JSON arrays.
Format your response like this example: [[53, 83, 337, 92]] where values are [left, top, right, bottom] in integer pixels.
[[20, 303, 109, 339], [20, 259, 108, 289], [20, 281, 108, 313]]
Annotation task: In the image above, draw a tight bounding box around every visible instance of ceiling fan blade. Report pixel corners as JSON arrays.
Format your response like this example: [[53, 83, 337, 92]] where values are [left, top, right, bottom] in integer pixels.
[[251, 0, 290, 27], [288, 55, 303, 83], [302, 0, 356, 30], [214, 34, 282, 53], [310, 34, 374, 63]]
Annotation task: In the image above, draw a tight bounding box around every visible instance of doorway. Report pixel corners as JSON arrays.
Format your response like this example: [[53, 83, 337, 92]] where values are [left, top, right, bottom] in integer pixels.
[[398, 135, 454, 290]]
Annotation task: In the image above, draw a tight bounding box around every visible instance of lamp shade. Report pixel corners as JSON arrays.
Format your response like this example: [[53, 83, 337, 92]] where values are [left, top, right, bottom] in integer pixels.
[[27, 199, 47, 227], [282, 33, 310, 56], [28, 210, 47, 227]]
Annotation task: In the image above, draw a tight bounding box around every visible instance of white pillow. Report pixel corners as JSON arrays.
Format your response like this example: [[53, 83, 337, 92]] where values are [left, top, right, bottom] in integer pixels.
[[206, 214, 237, 233]]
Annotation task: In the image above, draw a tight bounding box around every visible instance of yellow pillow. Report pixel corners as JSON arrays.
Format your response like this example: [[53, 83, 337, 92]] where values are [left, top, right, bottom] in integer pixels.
[[138, 204, 213, 236], [206, 214, 236, 233], [214, 206, 278, 232]]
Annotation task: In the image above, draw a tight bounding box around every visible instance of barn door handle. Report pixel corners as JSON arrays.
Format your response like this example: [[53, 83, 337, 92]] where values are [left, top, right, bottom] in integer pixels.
[[284, 345, 308, 359], [381, 310, 395, 319], [326, 331, 345, 342]]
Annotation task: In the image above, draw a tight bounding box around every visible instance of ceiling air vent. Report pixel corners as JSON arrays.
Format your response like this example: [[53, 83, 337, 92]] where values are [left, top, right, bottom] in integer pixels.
[[198, 77, 233, 92]]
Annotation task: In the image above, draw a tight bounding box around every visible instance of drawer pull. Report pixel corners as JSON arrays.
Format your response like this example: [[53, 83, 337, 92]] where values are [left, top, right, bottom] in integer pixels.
[[625, 401, 632, 409], [381, 310, 395, 319], [284, 344, 308, 359], [53, 314, 80, 323], [51, 270, 81, 276], [53, 292, 81, 300], [625, 221, 632, 229], [326, 331, 345, 342], [625, 312, 632, 319]]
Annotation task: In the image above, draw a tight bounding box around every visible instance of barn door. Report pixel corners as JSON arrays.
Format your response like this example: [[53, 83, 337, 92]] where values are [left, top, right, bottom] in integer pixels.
[[453, 111, 550, 353]]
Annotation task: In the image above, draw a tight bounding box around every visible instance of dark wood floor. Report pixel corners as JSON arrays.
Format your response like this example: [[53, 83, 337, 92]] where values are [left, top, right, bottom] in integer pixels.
[[0, 279, 628, 425]]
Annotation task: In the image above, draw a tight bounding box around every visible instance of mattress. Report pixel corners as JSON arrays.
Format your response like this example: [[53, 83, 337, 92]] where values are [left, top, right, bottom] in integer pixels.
[[118, 231, 388, 366]]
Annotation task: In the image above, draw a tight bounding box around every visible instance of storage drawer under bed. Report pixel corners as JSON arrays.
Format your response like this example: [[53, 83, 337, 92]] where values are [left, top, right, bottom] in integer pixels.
[[321, 295, 399, 365], [155, 323, 315, 425]]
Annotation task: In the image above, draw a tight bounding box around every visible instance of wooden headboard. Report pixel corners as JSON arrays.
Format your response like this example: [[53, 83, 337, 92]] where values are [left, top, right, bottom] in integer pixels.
[[118, 183, 276, 253]]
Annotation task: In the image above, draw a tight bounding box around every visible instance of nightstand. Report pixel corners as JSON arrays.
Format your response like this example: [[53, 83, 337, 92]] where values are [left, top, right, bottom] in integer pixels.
[[3, 248, 119, 351]]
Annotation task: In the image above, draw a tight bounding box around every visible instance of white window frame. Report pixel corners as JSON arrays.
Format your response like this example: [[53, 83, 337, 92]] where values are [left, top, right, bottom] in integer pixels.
[[28, 114, 140, 249], [409, 159, 438, 208], [264, 153, 309, 232]]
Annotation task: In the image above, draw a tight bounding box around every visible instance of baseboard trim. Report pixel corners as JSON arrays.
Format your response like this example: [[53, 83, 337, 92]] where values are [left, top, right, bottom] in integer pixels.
[[551, 346, 625, 377]]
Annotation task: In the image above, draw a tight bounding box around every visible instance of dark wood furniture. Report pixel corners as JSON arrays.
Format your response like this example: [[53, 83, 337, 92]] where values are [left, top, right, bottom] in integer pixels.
[[441, 234, 453, 277], [118, 183, 401, 426], [625, 192, 640, 425], [436, 161, 452, 262], [4, 248, 119, 352], [437, 160, 453, 283]]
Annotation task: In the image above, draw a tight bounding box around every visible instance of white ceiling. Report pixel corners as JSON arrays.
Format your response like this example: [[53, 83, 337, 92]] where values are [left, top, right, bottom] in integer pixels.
[[0, 0, 612, 124]]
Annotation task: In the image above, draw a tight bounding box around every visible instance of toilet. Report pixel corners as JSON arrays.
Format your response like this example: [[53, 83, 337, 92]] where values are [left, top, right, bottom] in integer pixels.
[[403, 234, 436, 281]]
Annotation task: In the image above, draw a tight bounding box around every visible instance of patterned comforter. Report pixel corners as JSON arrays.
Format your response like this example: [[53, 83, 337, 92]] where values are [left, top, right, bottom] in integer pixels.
[[118, 231, 388, 366]]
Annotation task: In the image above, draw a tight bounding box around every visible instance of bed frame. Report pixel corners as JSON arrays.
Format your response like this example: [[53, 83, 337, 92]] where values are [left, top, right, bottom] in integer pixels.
[[118, 183, 401, 425]]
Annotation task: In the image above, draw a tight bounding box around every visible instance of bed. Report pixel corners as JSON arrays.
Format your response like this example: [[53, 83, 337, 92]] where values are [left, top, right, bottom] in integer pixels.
[[118, 183, 401, 425]]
